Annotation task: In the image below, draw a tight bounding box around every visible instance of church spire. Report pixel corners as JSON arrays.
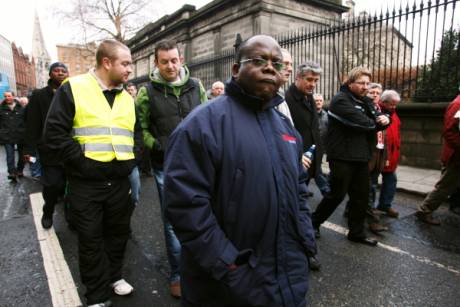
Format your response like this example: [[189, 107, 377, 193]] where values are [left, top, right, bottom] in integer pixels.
[[32, 10, 51, 88]]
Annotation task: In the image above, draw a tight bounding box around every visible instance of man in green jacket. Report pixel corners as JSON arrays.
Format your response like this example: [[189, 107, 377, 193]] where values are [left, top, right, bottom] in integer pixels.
[[136, 39, 207, 298]]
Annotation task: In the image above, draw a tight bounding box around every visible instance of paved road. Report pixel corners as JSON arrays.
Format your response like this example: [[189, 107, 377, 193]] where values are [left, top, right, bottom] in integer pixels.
[[0, 147, 459, 306]]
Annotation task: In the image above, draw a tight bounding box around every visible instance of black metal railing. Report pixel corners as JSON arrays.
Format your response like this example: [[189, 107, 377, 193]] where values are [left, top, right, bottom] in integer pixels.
[[188, 0, 459, 102]]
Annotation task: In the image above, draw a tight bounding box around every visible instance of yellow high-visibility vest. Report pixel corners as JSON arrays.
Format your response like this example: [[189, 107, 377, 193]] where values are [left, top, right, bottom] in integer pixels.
[[70, 73, 135, 162]]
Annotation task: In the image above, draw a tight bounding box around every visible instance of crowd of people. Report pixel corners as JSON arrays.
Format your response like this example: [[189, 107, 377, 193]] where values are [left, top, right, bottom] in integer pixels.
[[0, 34, 459, 307]]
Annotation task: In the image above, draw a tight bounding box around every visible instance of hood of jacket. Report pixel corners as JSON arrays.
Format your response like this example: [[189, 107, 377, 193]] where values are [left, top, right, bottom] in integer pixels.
[[225, 77, 284, 112], [149, 65, 190, 88]]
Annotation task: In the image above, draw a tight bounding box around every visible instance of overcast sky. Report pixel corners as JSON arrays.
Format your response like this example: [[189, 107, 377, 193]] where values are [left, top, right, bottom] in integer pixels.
[[1, 0, 458, 61]]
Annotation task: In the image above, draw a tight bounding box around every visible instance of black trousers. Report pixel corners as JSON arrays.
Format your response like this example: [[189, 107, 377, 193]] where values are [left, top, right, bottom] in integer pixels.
[[312, 160, 369, 239], [68, 177, 134, 304], [41, 165, 66, 216]]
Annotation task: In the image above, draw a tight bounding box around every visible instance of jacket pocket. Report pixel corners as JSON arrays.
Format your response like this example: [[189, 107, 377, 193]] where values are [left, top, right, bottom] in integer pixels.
[[223, 255, 256, 305]]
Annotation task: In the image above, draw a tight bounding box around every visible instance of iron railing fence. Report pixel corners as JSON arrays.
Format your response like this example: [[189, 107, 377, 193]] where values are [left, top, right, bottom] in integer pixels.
[[188, 0, 459, 102]]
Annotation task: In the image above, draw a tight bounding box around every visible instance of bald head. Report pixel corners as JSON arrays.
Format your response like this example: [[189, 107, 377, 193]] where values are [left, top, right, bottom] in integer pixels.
[[233, 35, 283, 102], [236, 35, 282, 63]]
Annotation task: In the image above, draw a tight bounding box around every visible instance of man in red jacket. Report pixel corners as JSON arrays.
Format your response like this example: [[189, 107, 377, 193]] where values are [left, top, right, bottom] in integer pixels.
[[376, 90, 401, 217], [416, 92, 460, 225]]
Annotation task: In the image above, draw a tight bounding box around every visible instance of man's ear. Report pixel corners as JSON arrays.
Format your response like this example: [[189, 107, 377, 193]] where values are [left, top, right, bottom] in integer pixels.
[[102, 57, 111, 70], [232, 63, 240, 78], [180, 56, 185, 65]]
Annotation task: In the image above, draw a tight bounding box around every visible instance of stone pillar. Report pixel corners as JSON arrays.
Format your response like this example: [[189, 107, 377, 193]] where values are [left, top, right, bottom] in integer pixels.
[[252, 10, 272, 35]]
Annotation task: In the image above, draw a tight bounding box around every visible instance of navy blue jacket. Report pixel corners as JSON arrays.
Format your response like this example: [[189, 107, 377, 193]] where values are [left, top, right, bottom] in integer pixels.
[[164, 79, 316, 307]]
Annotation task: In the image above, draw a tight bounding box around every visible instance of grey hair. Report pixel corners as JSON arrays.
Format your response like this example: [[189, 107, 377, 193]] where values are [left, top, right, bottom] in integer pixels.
[[212, 81, 224, 88], [380, 90, 401, 102], [369, 83, 382, 90], [313, 93, 323, 100], [297, 61, 322, 76]]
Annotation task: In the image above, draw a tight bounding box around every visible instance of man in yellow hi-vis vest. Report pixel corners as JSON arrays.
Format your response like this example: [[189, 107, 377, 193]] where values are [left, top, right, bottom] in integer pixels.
[[44, 40, 142, 307]]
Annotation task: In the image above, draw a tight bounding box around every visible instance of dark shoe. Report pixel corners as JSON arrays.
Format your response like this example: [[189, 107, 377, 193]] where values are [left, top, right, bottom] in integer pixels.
[[348, 236, 378, 246], [170, 281, 181, 298], [16, 171, 24, 178], [415, 211, 441, 225], [314, 227, 320, 239], [41, 214, 53, 229], [369, 223, 388, 234], [308, 256, 321, 271], [7, 173, 17, 181]]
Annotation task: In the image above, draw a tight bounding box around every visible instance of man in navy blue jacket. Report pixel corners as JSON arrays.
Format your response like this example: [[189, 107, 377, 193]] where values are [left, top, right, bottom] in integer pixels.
[[164, 35, 316, 307]]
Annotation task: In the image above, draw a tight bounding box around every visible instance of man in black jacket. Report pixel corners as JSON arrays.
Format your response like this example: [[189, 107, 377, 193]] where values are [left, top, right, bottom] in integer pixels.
[[312, 67, 390, 246], [0, 91, 25, 181], [285, 61, 322, 191], [285, 61, 323, 271], [24, 62, 68, 229], [44, 40, 142, 306]]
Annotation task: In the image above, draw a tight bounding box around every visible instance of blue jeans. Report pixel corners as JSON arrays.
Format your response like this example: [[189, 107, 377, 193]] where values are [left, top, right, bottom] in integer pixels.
[[128, 166, 141, 204], [377, 172, 397, 210], [29, 154, 42, 177], [153, 168, 181, 283], [4, 144, 24, 174]]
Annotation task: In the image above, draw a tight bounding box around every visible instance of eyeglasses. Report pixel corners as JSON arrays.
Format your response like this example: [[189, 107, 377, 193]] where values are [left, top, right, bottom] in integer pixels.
[[353, 81, 370, 86], [240, 58, 286, 72]]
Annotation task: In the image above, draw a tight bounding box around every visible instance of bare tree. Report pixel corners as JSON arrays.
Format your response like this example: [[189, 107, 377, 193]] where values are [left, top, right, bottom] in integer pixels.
[[55, 0, 166, 44]]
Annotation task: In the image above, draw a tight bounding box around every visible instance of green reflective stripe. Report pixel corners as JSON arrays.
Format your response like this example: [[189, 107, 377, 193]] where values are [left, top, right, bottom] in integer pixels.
[[73, 127, 133, 137], [81, 143, 133, 153]]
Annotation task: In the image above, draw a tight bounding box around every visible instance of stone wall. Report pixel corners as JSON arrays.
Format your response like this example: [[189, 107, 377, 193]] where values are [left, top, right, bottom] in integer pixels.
[[127, 0, 348, 83], [397, 102, 449, 170]]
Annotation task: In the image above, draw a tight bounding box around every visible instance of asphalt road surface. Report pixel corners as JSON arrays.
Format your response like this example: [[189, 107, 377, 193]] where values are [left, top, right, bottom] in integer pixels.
[[0, 147, 459, 307]]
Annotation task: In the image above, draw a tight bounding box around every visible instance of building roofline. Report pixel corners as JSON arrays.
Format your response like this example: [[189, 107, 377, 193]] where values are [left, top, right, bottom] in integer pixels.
[[127, 0, 348, 52], [127, 4, 196, 46], [303, 0, 349, 13]]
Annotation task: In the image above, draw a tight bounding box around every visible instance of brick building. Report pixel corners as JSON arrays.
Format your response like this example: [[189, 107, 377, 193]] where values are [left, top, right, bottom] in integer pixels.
[[127, 0, 347, 85], [56, 43, 97, 77], [12, 43, 36, 97]]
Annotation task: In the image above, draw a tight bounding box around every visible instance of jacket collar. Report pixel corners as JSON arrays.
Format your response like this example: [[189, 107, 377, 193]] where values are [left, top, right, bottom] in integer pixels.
[[225, 77, 283, 111], [289, 83, 305, 100], [340, 84, 371, 105], [0, 101, 19, 111], [288, 83, 313, 110]]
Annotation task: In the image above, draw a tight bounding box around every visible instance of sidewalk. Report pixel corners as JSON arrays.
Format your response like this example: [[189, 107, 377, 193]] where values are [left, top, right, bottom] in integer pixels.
[[395, 165, 439, 197], [322, 162, 439, 197]]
